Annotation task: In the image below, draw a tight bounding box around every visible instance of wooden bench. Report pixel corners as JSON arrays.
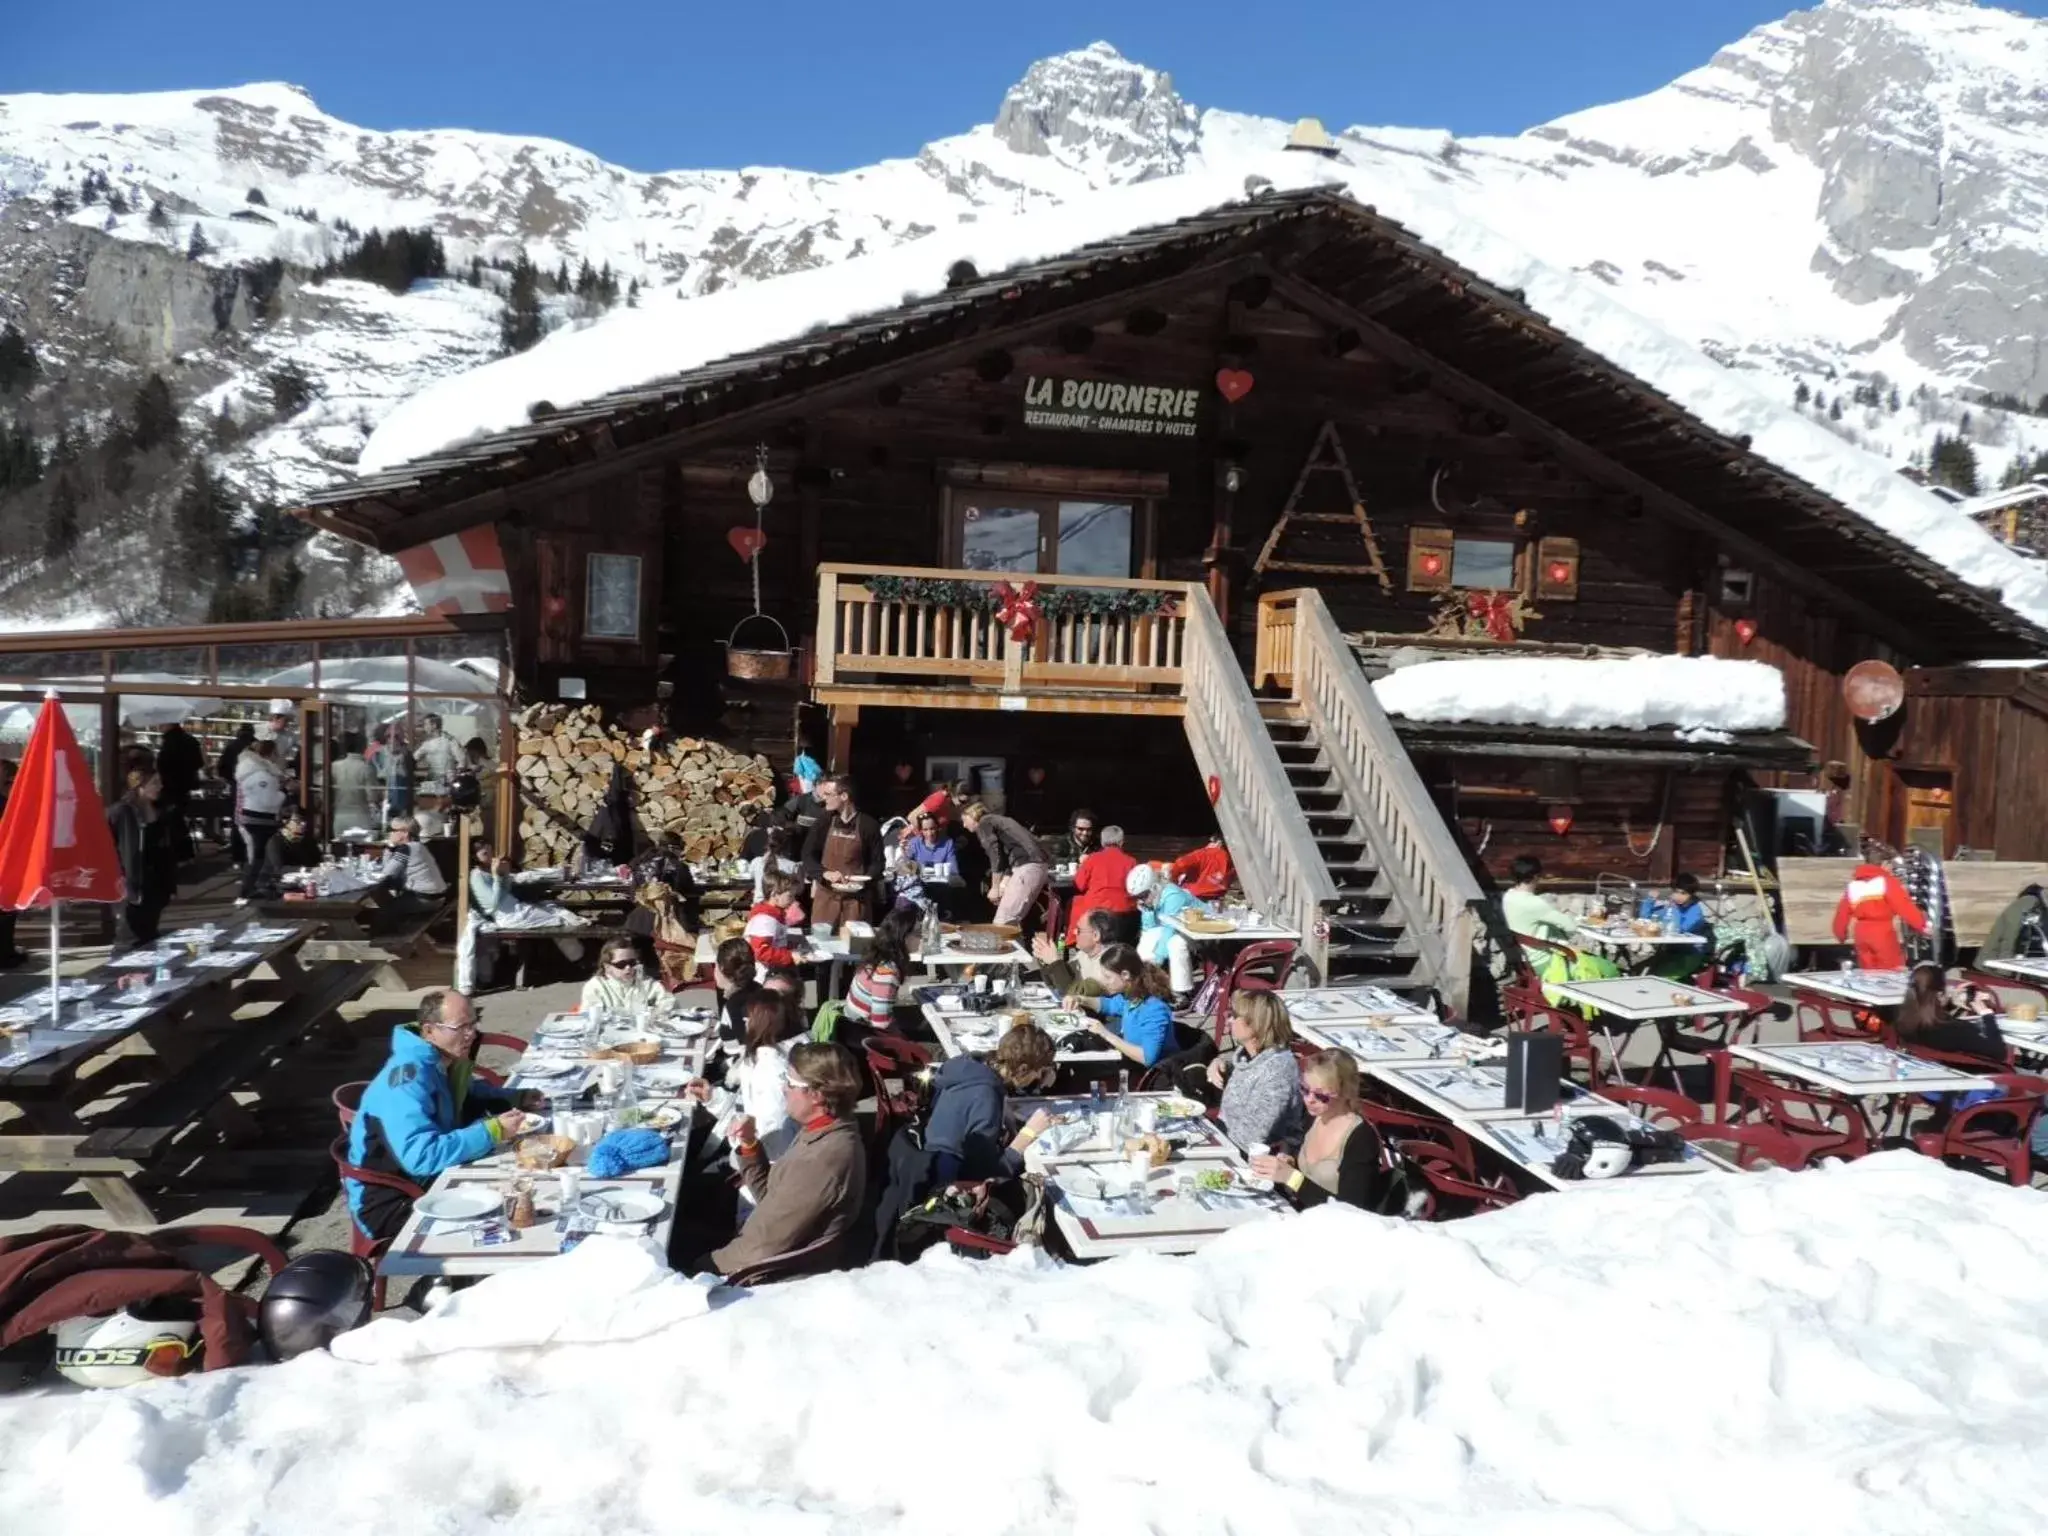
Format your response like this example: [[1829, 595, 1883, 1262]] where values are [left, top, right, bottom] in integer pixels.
[[76, 960, 378, 1179]]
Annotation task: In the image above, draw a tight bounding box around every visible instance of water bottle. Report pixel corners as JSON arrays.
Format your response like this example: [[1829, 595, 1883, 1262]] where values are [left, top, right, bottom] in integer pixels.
[[153, 960, 172, 992]]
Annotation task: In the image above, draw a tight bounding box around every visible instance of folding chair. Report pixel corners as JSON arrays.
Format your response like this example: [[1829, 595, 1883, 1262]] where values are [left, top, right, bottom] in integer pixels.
[[331, 1080, 368, 1133], [471, 1032, 529, 1089], [329, 1136, 425, 1309], [722, 1230, 851, 1287], [1395, 1138, 1519, 1219], [1677, 1122, 1815, 1172], [1208, 939, 1299, 1048]]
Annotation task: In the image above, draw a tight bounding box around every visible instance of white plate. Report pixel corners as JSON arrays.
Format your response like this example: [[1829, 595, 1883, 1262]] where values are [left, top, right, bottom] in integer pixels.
[[662, 1014, 711, 1038], [598, 1027, 664, 1050], [577, 1188, 665, 1228], [417, 1188, 501, 1225], [1058, 1170, 1107, 1201], [535, 1016, 588, 1038]]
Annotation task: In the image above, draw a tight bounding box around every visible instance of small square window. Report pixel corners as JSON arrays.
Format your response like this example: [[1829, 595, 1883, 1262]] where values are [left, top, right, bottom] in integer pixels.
[[1452, 538, 1517, 590], [584, 553, 642, 640]]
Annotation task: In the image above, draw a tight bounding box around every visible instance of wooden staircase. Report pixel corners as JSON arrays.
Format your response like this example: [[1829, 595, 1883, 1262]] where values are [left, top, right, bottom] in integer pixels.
[[1262, 708, 1426, 987], [1179, 584, 1482, 1011]]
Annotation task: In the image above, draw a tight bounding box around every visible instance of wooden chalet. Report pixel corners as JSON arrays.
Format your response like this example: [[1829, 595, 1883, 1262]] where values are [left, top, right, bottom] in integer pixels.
[[295, 188, 2048, 1007]]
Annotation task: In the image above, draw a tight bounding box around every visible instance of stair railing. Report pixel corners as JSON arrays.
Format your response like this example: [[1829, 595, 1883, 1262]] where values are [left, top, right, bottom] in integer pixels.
[[1179, 585, 1337, 977], [1287, 588, 1484, 1012]]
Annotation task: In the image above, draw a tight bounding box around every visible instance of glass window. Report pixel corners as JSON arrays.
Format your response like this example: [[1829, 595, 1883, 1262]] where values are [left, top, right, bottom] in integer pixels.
[[412, 631, 508, 695], [218, 642, 314, 688], [0, 650, 105, 682], [959, 503, 1042, 573], [1056, 502, 1132, 578], [585, 554, 642, 640], [112, 647, 213, 686], [1452, 538, 1518, 591], [315, 639, 412, 695]]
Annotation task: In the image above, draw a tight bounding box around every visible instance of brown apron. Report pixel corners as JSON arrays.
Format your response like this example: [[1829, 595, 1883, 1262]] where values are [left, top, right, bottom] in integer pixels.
[[811, 817, 868, 931]]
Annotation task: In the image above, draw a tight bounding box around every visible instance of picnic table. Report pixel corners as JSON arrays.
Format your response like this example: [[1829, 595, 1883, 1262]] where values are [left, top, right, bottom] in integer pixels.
[[1726, 1041, 1990, 1100], [1780, 969, 1911, 1008], [1365, 1061, 1612, 1122], [0, 921, 372, 1226], [1009, 1091, 1289, 1259], [380, 1011, 713, 1280]]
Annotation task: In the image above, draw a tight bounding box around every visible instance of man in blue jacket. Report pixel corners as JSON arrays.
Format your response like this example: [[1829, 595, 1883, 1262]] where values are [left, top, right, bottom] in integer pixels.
[[346, 990, 534, 1241]]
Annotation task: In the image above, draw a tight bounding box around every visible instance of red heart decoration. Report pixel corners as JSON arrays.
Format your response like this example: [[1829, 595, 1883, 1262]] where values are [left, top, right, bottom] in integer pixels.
[[1027, 767, 1046, 787], [1734, 618, 1758, 646], [1205, 774, 1222, 805], [893, 762, 914, 783], [1215, 368, 1255, 404], [727, 526, 766, 562], [1419, 552, 1444, 577]]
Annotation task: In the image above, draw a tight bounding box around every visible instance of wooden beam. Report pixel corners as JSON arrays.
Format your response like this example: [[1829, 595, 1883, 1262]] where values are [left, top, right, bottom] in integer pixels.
[[1266, 273, 1941, 661], [335, 252, 1269, 553], [811, 685, 1185, 717]]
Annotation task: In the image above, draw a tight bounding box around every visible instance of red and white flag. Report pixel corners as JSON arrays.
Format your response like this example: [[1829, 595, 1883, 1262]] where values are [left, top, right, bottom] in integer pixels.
[[394, 526, 513, 615]]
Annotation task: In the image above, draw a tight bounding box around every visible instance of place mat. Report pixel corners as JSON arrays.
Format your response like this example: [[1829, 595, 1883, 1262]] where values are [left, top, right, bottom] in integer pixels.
[[187, 950, 259, 971], [0, 1039, 64, 1069], [1764, 1044, 1957, 1084], [1391, 1064, 1510, 1111], [107, 950, 182, 970], [55, 1012, 132, 1033], [1799, 970, 1910, 998], [163, 928, 226, 945], [1319, 1023, 1463, 1058], [1283, 986, 1421, 1020], [236, 926, 302, 945]]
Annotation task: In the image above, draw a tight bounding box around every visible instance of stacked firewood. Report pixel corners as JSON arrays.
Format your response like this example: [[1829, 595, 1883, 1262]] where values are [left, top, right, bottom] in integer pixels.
[[511, 703, 779, 864]]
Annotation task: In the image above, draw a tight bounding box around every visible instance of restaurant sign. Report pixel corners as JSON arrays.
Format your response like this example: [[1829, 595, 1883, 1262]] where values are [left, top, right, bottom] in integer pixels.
[[1022, 375, 1201, 438]]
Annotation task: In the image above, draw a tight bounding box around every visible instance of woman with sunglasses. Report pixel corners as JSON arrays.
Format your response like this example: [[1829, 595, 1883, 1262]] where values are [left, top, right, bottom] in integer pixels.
[[579, 940, 673, 1019], [1247, 1050, 1394, 1212]]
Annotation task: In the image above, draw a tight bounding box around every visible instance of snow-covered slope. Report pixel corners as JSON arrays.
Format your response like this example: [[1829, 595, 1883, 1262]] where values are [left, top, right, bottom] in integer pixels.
[[5, 0, 2048, 626], [4, 1155, 2046, 1534]]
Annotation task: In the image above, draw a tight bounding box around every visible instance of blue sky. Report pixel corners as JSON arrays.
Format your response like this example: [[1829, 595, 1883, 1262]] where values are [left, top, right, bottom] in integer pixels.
[[8, 0, 2048, 172]]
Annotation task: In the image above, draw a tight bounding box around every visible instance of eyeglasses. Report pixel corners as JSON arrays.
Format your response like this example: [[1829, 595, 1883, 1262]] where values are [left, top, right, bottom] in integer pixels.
[[428, 1020, 478, 1040], [1301, 1085, 1336, 1104], [606, 958, 639, 971]]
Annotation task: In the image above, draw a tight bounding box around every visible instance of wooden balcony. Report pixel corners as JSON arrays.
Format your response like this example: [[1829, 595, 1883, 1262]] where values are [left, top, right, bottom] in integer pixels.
[[813, 564, 1194, 715]]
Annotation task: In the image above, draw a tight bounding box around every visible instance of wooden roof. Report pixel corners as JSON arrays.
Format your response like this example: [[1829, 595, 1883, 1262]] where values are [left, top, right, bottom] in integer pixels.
[[293, 188, 2048, 660]]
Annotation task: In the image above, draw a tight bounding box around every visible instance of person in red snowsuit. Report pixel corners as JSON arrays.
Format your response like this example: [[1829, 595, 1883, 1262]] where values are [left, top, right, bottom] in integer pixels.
[[1832, 862, 1927, 970]]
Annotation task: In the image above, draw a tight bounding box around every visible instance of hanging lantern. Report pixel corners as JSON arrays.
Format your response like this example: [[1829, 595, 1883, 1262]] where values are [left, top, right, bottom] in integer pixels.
[[1546, 804, 1575, 837], [1734, 618, 1758, 646], [746, 447, 774, 509]]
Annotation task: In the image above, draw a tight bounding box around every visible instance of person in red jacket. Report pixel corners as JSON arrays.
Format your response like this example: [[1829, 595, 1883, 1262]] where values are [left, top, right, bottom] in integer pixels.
[[1067, 825, 1139, 943], [745, 871, 805, 969], [1170, 835, 1233, 902], [1831, 861, 1927, 970]]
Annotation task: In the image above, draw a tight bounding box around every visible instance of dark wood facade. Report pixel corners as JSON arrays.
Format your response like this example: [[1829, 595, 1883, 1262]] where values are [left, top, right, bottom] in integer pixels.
[[298, 191, 2047, 876]]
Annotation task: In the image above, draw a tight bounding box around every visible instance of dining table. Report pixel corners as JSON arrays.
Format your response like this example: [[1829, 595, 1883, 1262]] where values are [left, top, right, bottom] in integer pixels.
[[1278, 985, 1438, 1029], [378, 1009, 715, 1280], [1007, 1091, 1290, 1259]]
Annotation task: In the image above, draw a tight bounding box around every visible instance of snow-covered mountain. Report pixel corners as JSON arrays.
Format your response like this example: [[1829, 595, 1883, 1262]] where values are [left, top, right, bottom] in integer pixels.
[[1, 0, 2046, 628]]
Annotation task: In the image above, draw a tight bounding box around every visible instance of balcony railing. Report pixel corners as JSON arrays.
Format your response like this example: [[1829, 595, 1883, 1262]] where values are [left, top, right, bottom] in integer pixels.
[[815, 564, 1192, 697]]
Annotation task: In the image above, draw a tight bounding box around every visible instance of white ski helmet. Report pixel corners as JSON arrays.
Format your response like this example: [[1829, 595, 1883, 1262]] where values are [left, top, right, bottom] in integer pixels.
[[53, 1302, 201, 1388], [1124, 865, 1159, 901]]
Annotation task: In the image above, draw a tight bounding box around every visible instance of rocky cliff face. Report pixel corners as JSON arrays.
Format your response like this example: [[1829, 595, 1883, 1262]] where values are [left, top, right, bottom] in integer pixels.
[[1, 0, 2045, 629]]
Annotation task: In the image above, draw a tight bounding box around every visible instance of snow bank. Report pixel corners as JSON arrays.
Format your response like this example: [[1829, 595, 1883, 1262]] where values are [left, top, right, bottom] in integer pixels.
[[4, 1155, 2047, 1534], [1373, 653, 1788, 732], [359, 146, 2048, 636]]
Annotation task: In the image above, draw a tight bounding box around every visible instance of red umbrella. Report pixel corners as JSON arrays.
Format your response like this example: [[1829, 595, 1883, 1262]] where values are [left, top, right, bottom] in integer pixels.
[[0, 693, 125, 1015]]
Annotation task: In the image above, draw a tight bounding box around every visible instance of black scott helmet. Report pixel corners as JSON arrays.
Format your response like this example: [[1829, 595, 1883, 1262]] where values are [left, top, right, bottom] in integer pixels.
[[259, 1250, 373, 1361]]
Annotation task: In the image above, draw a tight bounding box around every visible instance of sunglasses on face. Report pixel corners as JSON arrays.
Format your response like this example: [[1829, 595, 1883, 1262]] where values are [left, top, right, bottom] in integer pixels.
[[1302, 1085, 1336, 1104], [606, 957, 639, 970]]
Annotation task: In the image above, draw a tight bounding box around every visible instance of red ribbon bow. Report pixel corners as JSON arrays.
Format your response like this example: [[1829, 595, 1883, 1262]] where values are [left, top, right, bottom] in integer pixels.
[[993, 580, 1041, 642]]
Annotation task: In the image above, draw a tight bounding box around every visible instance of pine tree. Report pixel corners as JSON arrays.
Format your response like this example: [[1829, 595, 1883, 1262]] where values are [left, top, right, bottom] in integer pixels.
[[1828, 397, 1842, 421], [107, 189, 130, 216], [50, 421, 78, 468], [1794, 380, 1810, 407], [1888, 386, 1901, 413], [467, 255, 484, 287], [78, 172, 99, 206], [246, 187, 267, 206], [148, 198, 170, 229], [500, 255, 544, 354], [1929, 432, 1982, 496], [172, 458, 238, 585], [1959, 411, 1974, 438], [575, 258, 596, 298], [210, 404, 239, 450], [130, 372, 182, 455], [0, 323, 36, 394], [553, 260, 570, 294], [44, 474, 80, 561], [187, 222, 213, 259], [49, 188, 74, 216], [626, 277, 640, 308], [268, 358, 316, 418]]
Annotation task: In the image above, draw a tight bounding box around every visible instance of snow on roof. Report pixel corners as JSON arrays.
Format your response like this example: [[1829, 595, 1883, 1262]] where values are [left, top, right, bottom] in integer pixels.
[[1372, 654, 1788, 734], [7, 1155, 2045, 1528], [360, 150, 2048, 635]]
